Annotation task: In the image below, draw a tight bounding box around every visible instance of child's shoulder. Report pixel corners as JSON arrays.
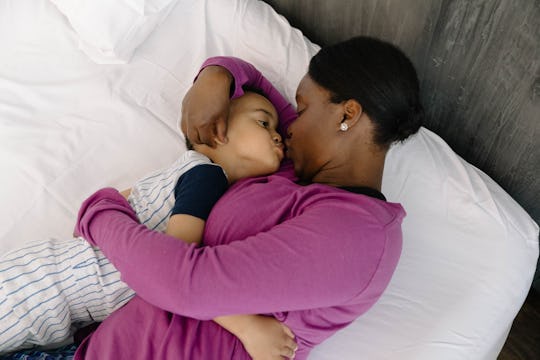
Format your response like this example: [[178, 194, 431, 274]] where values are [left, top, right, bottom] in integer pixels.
[[182, 150, 212, 164]]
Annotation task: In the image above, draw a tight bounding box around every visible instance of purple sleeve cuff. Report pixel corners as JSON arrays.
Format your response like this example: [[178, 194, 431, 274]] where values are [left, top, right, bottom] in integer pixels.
[[74, 188, 139, 246], [199, 56, 258, 100], [197, 56, 298, 137]]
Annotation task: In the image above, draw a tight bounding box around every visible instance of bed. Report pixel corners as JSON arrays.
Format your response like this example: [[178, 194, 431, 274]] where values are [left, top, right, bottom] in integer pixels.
[[0, 0, 538, 359]]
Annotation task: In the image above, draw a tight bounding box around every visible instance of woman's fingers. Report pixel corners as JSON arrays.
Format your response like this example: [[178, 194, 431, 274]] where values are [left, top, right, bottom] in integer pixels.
[[281, 324, 295, 339], [194, 121, 216, 148], [214, 115, 229, 144], [190, 115, 229, 148], [280, 343, 297, 359], [280, 333, 297, 359], [182, 110, 229, 149], [279, 323, 297, 358]]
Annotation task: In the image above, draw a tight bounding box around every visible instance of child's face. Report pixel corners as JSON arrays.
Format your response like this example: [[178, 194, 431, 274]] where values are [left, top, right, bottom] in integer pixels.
[[224, 92, 283, 178]]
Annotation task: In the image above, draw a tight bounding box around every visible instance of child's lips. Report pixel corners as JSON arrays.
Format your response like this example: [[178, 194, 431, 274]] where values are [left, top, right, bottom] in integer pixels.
[[275, 146, 284, 160]]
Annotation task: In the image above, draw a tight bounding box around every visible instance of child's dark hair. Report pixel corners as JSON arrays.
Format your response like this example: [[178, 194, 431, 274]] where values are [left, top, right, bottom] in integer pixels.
[[185, 137, 194, 150], [308, 36, 423, 146], [242, 86, 268, 99], [183, 87, 269, 151]]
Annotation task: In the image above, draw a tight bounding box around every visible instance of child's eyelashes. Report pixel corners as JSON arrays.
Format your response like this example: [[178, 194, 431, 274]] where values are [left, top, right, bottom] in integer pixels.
[[257, 119, 270, 128]]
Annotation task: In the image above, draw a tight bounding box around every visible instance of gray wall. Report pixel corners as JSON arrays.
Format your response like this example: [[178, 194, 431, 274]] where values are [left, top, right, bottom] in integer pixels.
[[263, 0, 540, 287]]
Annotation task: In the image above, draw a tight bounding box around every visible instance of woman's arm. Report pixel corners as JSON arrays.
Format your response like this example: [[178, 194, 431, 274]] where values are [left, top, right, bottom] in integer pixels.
[[181, 56, 297, 147], [74, 188, 396, 320]]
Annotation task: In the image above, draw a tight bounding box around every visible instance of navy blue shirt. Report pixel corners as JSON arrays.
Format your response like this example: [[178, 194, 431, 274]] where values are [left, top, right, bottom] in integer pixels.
[[171, 164, 228, 220]]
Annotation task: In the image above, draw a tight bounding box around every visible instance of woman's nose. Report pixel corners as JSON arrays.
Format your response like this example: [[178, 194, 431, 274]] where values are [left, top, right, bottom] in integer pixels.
[[285, 123, 293, 139]]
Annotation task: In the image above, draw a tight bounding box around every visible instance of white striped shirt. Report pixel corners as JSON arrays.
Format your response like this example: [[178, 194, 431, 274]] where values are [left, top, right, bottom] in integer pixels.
[[128, 150, 220, 231], [0, 150, 222, 354]]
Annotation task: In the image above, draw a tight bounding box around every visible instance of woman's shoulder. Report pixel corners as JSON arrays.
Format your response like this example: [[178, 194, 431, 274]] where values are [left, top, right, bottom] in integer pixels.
[[300, 184, 406, 226]]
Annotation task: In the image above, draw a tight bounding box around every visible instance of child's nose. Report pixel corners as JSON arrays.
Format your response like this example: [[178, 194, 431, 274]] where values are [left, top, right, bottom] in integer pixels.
[[273, 132, 282, 144]]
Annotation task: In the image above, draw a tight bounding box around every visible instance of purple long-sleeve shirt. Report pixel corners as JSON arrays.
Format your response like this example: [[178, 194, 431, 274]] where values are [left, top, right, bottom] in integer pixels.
[[73, 57, 405, 360]]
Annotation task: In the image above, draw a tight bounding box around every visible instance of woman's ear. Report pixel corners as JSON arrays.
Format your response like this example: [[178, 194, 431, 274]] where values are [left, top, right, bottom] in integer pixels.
[[339, 99, 363, 130]]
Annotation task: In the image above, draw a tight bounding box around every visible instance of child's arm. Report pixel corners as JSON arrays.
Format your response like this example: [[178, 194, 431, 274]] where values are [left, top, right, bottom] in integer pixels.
[[119, 189, 203, 245], [165, 214, 204, 245]]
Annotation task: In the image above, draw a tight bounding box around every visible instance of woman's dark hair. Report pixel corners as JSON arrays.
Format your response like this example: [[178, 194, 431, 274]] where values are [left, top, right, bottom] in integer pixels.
[[309, 36, 423, 146]]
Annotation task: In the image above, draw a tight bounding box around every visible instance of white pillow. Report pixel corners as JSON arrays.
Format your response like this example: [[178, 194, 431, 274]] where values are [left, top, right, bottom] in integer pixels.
[[109, 0, 319, 132], [310, 127, 539, 359], [49, 0, 179, 64]]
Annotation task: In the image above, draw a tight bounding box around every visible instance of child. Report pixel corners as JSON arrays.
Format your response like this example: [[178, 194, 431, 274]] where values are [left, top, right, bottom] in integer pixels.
[[0, 91, 296, 358]]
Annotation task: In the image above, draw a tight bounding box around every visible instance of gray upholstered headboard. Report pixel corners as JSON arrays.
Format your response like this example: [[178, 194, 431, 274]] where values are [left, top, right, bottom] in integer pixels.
[[263, 0, 540, 289]]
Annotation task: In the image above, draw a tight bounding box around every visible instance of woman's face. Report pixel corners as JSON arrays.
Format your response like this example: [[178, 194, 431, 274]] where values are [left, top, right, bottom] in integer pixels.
[[286, 75, 343, 182]]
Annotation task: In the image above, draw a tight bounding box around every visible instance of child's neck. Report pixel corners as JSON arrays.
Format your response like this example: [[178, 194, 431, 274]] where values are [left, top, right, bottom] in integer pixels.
[[194, 147, 239, 185]]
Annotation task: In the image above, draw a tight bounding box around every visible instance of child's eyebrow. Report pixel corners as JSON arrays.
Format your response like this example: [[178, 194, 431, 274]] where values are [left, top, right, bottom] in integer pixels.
[[252, 108, 276, 119]]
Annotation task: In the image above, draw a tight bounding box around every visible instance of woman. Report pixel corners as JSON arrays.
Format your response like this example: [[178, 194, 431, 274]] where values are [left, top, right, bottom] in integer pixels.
[[73, 36, 423, 359]]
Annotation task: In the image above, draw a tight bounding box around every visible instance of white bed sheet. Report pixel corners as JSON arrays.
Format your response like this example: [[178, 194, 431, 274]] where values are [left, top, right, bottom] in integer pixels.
[[0, 0, 538, 359]]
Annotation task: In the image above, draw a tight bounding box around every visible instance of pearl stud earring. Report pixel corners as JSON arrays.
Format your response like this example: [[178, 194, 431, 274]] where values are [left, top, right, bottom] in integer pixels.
[[340, 123, 349, 132]]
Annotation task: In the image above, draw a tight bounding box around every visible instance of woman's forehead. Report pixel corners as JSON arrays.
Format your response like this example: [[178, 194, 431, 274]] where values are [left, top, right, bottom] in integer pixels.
[[296, 75, 328, 103], [295, 75, 310, 101]]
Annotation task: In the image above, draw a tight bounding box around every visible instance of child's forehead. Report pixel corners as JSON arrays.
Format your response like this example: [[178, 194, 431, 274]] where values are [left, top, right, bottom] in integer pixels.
[[236, 91, 268, 104], [233, 92, 277, 117]]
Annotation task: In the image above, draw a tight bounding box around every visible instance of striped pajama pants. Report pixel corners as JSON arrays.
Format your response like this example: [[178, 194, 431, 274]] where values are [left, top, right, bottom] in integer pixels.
[[0, 237, 134, 354]]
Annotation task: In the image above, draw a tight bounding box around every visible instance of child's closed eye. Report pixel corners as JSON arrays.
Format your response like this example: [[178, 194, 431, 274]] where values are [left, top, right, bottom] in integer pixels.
[[257, 119, 270, 128]]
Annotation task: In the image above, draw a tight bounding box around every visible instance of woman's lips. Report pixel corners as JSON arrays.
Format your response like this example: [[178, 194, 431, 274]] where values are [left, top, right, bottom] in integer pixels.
[[284, 140, 291, 159]]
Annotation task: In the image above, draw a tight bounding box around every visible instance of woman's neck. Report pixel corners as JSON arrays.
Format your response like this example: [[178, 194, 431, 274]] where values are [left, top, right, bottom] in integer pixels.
[[312, 145, 387, 191]]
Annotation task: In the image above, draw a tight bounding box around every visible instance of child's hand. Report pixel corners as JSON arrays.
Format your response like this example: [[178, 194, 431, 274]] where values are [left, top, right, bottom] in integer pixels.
[[238, 315, 297, 360], [119, 188, 131, 200]]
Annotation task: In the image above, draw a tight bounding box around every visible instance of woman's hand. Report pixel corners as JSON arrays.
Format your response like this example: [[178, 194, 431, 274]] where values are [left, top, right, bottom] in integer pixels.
[[181, 65, 233, 148], [237, 315, 298, 360]]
